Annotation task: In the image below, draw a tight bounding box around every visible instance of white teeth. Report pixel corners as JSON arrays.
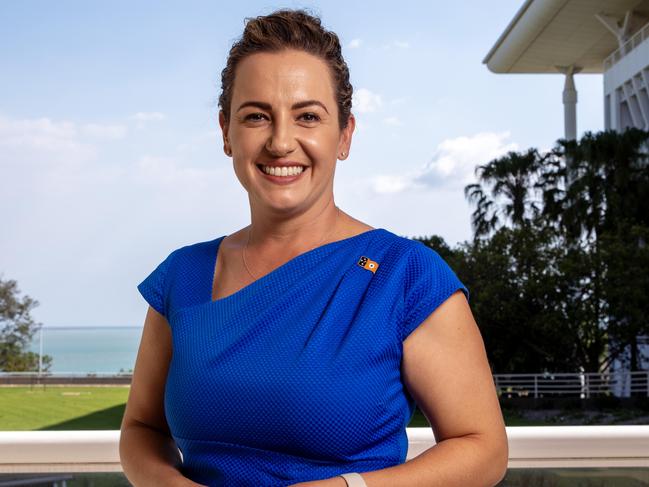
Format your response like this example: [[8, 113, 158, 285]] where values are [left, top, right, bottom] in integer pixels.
[[261, 165, 305, 177]]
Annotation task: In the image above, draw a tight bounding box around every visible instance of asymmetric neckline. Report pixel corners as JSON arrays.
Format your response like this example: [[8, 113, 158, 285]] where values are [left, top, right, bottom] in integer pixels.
[[210, 228, 385, 304]]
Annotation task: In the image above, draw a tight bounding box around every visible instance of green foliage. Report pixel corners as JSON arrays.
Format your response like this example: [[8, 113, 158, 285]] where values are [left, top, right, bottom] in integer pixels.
[[0, 276, 52, 372], [454, 128, 649, 373], [600, 225, 649, 371], [465, 148, 547, 239]]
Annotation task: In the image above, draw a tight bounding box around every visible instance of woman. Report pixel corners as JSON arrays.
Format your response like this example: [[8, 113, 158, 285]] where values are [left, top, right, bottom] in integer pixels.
[[120, 9, 508, 487]]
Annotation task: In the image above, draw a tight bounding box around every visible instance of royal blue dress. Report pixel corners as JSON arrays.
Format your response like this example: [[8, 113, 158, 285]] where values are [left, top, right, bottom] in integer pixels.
[[137, 228, 468, 487]]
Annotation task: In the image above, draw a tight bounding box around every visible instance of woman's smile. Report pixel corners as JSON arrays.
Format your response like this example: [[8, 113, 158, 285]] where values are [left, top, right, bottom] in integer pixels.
[[256, 163, 309, 184]]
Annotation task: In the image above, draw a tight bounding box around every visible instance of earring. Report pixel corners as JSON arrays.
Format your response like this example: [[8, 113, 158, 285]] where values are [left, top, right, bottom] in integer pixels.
[[225, 147, 232, 156], [340, 151, 346, 158]]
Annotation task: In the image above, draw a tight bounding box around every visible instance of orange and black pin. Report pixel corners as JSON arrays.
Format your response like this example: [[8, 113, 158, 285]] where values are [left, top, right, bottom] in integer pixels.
[[357, 256, 379, 273]]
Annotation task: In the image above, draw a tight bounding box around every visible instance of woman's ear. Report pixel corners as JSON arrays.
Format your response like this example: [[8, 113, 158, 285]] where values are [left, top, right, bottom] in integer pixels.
[[218, 110, 231, 156], [337, 113, 356, 160]]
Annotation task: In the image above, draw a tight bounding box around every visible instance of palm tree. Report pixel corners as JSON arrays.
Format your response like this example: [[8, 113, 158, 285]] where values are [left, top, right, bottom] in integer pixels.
[[464, 148, 546, 239], [463, 184, 498, 239]]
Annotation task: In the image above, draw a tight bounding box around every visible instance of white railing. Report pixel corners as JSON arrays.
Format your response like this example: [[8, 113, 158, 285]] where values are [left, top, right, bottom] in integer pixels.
[[0, 373, 132, 378], [0, 427, 648, 473], [604, 21, 649, 70], [0, 372, 132, 386], [494, 371, 649, 398], [5, 371, 649, 397]]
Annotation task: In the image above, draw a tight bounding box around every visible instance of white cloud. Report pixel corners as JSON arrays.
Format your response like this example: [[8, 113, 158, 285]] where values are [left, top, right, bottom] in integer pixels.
[[0, 117, 127, 144], [382, 40, 411, 49], [0, 115, 76, 142], [130, 112, 166, 129], [131, 112, 166, 122], [134, 154, 217, 189], [370, 131, 518, 194], [383, 116, 403, 126], [0, 113, 219, 206], [0, 117, 126, 174], [371, 174, 412, 193], [81, 123, 127, 139], [0, 115, 95, 167], [353, 88, 383, 114], [389, 97, 407, 106], [347, 38, 362, 49]]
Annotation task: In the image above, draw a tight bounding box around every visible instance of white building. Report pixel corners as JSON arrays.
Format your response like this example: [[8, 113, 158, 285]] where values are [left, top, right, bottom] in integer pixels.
[[483, 0, 649, 139], [484, 0, 649, 385]]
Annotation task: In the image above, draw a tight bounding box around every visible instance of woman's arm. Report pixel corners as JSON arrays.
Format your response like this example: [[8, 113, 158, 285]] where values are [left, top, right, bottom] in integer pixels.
[[293, 290, 508, 487], [368, 290, 508, 486], [119, 306, 205, 487]]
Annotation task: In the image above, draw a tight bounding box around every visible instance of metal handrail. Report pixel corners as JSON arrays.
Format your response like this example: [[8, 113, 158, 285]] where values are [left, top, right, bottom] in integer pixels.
[[0, 371, 133, 379], [494, 371, 649, 398], [1, 427, 648, 473], [604, 21, 649, 70], [3, 371, 648, 397]]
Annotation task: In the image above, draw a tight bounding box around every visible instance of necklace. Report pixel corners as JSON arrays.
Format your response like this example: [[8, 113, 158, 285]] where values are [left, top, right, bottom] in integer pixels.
[[242, 206, 341, 280]]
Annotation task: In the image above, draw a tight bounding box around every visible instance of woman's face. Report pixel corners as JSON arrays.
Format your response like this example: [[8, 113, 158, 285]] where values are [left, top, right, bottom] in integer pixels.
[[219, 49, 355, 216]]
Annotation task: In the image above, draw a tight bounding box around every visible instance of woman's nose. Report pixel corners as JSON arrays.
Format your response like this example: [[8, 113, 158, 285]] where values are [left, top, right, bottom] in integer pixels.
[[265, 115, 296, 156]]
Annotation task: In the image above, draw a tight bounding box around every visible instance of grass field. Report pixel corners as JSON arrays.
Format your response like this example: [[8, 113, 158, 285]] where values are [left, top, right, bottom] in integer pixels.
[[0, 386, 129, 430], [2, 386, 644, 430]]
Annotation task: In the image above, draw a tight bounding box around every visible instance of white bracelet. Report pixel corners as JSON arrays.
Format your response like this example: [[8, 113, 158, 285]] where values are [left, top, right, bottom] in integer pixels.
[[339, 472, 367, 487]]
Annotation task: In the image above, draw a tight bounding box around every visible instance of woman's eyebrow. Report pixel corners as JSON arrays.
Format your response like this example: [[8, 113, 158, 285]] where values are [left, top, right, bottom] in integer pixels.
[[236, 100, 329, 114]]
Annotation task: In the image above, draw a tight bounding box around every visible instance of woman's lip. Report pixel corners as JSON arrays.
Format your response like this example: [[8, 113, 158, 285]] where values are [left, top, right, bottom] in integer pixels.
[[257, 161, 307, 167], [256, 163, 308, 168], [256, 164, 308, 184]]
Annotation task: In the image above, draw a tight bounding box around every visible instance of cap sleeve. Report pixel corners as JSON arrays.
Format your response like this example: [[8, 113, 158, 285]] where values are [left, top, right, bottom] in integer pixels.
[[137, 250, 176, 318], [399, 243, 469, 342]]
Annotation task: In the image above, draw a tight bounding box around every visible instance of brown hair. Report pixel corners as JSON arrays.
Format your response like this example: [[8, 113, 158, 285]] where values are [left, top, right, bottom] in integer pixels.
[[218, 9, 353, 129]]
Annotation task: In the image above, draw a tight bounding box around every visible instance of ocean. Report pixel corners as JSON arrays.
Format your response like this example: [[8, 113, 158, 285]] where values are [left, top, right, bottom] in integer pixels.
[[26, 326, 143, 374]]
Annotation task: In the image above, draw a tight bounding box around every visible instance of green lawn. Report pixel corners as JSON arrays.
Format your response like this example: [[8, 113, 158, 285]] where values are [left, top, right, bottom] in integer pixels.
[[0, 386, 575, 430], [0, 386, 129, 430]]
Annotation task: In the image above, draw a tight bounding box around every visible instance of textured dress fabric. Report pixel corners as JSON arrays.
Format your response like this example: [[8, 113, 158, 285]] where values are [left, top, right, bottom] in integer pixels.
[[137, 228, 468, 487]]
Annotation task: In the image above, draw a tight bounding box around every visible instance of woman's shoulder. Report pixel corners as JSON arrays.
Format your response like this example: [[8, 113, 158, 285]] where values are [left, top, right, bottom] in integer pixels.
[[371, 227, 435, 257], [368, 229, 462, 290], [154, 235, 226, 271]]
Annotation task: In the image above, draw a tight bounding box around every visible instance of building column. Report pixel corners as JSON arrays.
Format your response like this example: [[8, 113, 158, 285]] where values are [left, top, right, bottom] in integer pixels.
[[563, 70, 577, 140], [558, 65, 581, 141]]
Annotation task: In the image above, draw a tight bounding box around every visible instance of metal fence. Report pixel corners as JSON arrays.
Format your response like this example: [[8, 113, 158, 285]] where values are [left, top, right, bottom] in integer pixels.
[[3, 370, 649, 397], [0, 372, 132, 386], [494, 371, 649, 399]]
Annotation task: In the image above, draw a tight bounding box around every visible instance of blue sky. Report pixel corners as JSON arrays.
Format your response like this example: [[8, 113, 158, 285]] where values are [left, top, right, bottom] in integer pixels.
[[1, 1, 605, 327]]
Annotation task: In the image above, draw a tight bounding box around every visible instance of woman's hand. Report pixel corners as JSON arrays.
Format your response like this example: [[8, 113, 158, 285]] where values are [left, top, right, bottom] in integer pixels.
[[289, 476, 347, 487]]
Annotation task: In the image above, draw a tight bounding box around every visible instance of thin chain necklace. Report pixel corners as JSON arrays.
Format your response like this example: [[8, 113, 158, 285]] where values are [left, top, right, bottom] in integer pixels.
[[242, 206, 341, 280]]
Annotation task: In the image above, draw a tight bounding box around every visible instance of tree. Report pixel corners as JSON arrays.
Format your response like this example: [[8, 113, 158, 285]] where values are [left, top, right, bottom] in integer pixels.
[[546, 129, 649, 371], [413, 230, 582, 373], [462, 129, 649, 373], [464, 148, 546, 240], [600, 226, 649, 372], [0, 276, 52, 372]]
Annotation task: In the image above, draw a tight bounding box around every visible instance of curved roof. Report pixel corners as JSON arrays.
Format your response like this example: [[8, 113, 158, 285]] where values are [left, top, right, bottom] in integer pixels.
[[484, 0, 649, 74]]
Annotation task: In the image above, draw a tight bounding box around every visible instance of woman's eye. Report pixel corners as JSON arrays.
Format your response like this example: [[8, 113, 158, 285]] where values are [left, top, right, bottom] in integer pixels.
[[300, 112, 320, 122], [244, 113, 267, 122]]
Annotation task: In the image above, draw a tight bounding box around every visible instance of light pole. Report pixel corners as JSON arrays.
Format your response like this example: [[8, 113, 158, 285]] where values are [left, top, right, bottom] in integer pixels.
[[38, 324, 43, 376]]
